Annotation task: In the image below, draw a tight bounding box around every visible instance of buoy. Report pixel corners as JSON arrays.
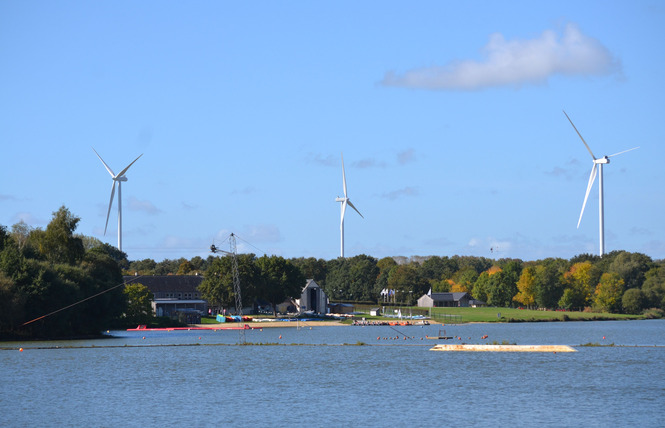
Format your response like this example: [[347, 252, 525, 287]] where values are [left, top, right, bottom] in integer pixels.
[[142, 336, 145, 340], [19, 348, 23, 352], [603, 336, 606, 340], [279, 335, 282, 339], [198, 337, 201, 340], [377, 337, 380, 340]]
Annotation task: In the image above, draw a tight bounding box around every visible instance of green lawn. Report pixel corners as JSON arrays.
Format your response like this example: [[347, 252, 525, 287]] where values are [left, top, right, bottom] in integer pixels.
[[427, 306, 642, 323]]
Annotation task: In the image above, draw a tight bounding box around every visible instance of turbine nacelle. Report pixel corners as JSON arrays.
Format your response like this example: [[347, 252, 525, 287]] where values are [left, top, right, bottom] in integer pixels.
[[595, 157, 610, 164]]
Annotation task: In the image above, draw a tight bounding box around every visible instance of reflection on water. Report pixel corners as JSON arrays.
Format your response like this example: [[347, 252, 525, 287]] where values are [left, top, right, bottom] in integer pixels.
[[2, 320, 664, 427]]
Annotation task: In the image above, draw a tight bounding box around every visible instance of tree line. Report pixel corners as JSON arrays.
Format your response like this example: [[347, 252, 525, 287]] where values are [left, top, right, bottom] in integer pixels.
[[2, 206, 664, 339], [130, 249, 665, 317]]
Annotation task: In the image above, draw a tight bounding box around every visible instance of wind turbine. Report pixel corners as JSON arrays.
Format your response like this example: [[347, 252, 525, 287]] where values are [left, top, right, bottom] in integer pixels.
[[563, 111, 638, 257], [93, 148, 143, 253], [335, 153, 363, 258]]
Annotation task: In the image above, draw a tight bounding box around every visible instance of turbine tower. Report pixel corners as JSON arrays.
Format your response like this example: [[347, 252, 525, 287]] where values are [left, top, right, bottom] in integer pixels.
[[335, 153, 363, 258], [93, 148, 143, 253], [563, 111, 638, 257]]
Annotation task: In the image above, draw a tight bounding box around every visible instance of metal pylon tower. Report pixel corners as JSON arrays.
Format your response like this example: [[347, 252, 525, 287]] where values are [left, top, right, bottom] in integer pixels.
[[211, 233, 245, 343], [229, 233, 245, 343]]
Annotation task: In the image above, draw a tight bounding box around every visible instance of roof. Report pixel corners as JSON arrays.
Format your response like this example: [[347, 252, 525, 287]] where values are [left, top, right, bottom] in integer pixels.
[[426, 292, 471, 302], [123, 275, 204, 293], [302, 279, 320, 290]]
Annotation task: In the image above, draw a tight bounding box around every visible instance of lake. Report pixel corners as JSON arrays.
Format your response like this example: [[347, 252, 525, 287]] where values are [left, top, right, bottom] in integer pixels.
[[2, 320, 664, 427]]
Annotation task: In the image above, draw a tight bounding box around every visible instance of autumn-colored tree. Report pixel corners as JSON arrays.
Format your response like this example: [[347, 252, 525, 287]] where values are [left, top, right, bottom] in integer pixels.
[[513, 265, 536, 308], [560, 261, 598, 310], [594, 272, 625, 313]]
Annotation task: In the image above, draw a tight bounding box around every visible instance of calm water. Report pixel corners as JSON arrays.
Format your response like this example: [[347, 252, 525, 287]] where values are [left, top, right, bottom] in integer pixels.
[[2, 320, 664, 427]]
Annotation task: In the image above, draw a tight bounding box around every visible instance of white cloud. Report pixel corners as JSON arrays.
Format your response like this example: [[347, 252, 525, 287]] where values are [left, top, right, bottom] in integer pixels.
[[382, 23, 621, 91]]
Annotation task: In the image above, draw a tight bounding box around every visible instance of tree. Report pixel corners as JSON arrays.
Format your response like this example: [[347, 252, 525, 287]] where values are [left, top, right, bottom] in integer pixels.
[[560, 262, 599, 310], [608, 251, 652, 290], [533, 259, 568, 309], [387, 264, 428, 305], [514, 265, 537, 308], [290, 257, 328, 287], [199, 254, 259, 311], [123, 283, 154, 326], [347, 254, 379, 301], [642, 264, 665, 309], [622, 288, 646, 314], [594, 272, 625, 313], [256, 255, 305, 316], [33, 206, 85, 265]]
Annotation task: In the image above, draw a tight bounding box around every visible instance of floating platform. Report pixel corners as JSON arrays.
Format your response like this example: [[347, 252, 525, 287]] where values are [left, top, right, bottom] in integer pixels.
[[430, 344, 577, 352]]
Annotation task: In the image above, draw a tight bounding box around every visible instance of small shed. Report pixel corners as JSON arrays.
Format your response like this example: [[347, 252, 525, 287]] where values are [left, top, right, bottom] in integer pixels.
[[370, 308, 381, 316]]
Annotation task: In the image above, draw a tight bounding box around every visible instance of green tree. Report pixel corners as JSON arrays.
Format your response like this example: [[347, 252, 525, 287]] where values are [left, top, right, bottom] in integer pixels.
[[347, 254, 379, 301], [622, 287, 646, 314], [199, 254, 259, 311], [256, 255, 305, 316], [123, 283, 154, 326], [533, 258, 568, 309], [642, 264, 665, 309], [33, 206, 85, 265], [387, 264, 428, 305], [290, 257, 328, 287], [608, 251, 652, 290]]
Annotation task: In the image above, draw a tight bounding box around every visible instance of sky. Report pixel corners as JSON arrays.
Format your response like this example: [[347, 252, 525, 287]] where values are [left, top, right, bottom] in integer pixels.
[[1, 1, 664, 263]]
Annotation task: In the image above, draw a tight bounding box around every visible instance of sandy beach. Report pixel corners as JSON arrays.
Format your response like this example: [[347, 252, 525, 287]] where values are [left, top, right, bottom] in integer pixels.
[[194, 319, 442, 328]]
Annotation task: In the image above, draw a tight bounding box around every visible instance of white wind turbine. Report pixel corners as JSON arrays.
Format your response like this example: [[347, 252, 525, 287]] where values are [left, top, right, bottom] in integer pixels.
[[563, 111, 638, 257], [93, 148, 143, 253], [335, 153, 363, 258]]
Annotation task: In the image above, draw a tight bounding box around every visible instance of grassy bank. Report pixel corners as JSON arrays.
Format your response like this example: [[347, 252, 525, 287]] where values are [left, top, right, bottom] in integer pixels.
[[427, 307, 642, 323]]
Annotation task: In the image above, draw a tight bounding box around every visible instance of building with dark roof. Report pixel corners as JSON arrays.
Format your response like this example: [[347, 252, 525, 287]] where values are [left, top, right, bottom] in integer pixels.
[[417, 290, 485, 308], [124, 275, 207, 320]]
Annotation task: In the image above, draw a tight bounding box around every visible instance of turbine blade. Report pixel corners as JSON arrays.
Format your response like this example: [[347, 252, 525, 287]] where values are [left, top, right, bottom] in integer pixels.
[[608, 146, 639, 157], [347, 200, 364, 219], [577, 164, 597, 228], [104, 181, 117, 235], [563, 111, 596, 160], [340, 200, 347, 226], [117, 153, 143, 178], [341, 153, 348, 197], [93, 147, 116, 177]]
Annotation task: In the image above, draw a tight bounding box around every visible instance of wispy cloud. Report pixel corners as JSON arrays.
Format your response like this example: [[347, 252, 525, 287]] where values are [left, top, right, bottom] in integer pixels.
[[353, 157, 387, 169], [0, 194, 20, 201], [382, 23, 621, 91], [397, 149, 416, 165], [231, 186, 258, 195], [306, 153, 338, 166], [381, 186, 419, 200], [128, 196, 162, 215], [545, 158, 582, 180]]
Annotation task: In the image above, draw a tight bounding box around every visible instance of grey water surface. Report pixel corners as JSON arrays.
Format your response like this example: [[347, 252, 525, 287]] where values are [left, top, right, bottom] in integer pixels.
[[2, 320, 664, 427]]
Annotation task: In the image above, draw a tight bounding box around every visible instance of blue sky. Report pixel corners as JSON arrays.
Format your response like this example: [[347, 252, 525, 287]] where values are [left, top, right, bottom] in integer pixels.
[[1, 1, 664, 262]]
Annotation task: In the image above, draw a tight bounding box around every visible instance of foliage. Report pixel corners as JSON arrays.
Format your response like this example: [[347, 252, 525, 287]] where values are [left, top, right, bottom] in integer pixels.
[[255, 255, 305, 316], [593, 272, 625, 313], [122, 283, 154, 326], [0, 209, 126, 339]]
